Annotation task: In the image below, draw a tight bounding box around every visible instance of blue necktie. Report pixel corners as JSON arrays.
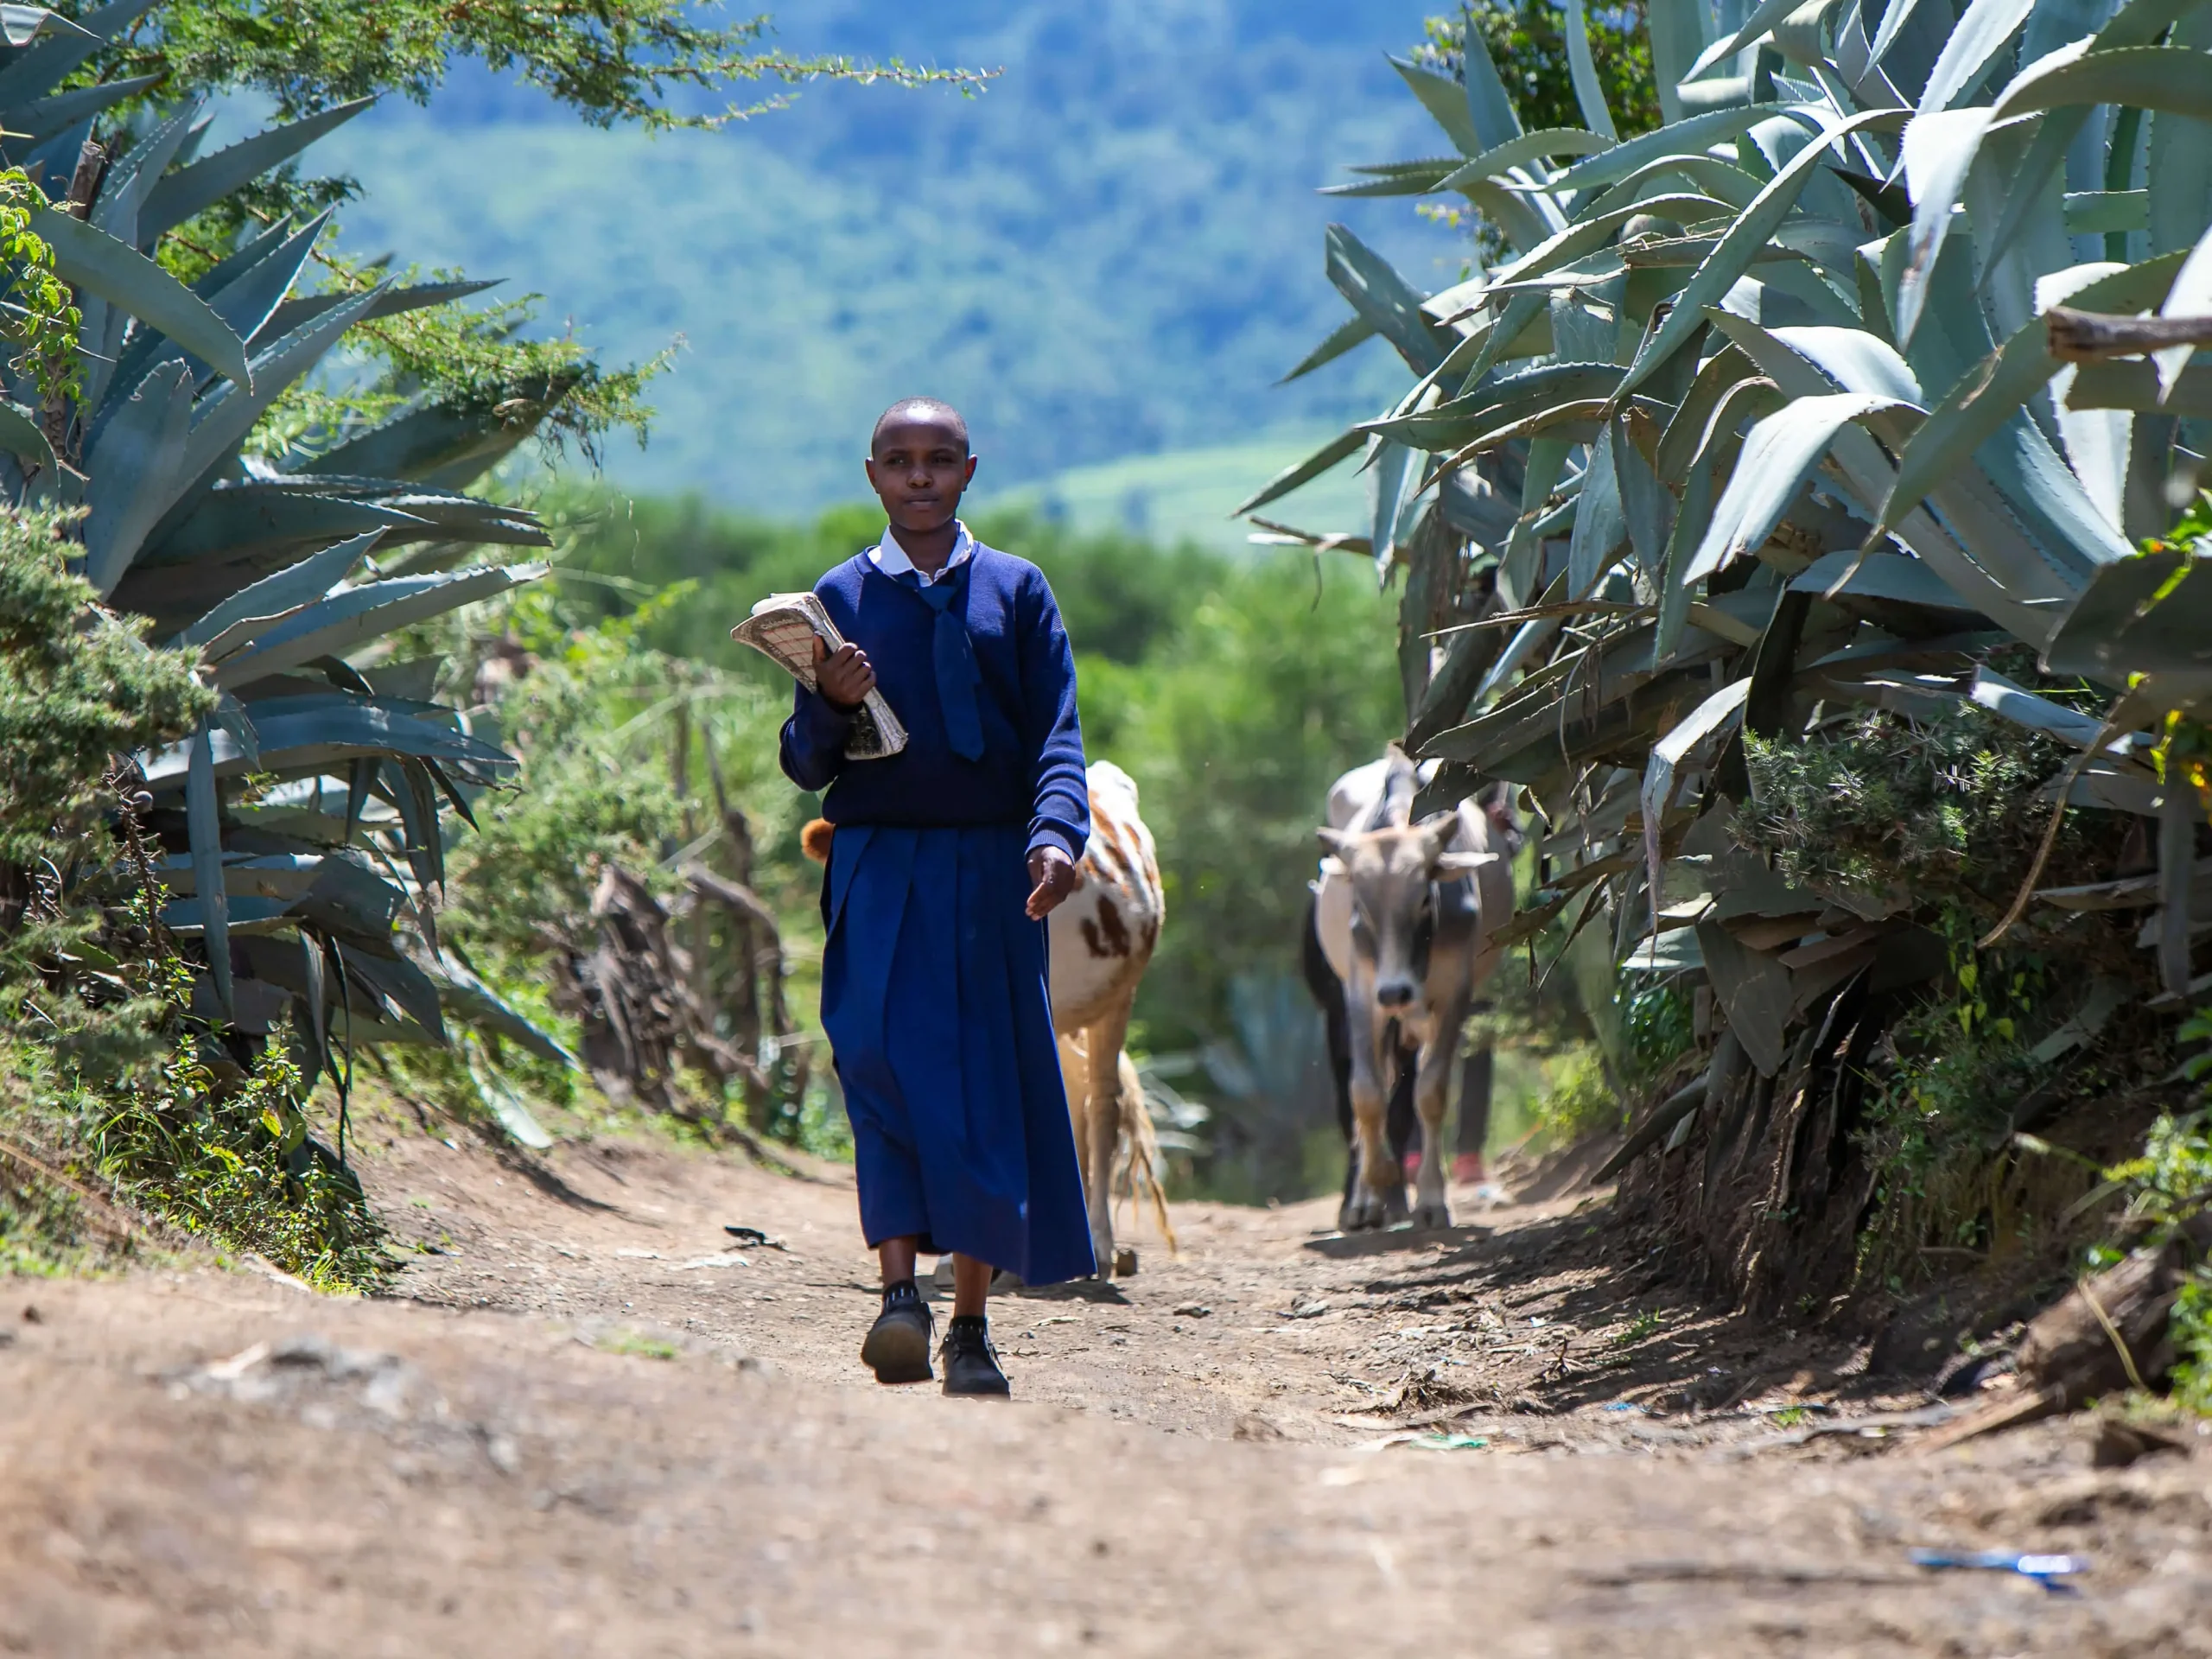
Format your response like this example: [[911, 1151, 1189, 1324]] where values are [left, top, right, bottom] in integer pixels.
[[897, 563, 984, 761]]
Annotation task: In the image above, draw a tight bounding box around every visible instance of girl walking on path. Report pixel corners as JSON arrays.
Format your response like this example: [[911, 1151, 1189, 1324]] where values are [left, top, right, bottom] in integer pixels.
[[777, 397, 1093, 1397]]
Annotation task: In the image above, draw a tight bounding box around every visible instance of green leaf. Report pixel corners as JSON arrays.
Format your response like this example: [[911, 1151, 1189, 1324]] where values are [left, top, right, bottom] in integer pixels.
[[139, 98, 376, 240], [1866, 0, 1936, 66], [2046, 548, 2212, 685], [1454, 289, 1551, 392], [1685, 392, 1918, 584], [178, 529, 387, 653], [203, 212, 331, 347], [1977, 0, 2206, 275], [82, 360, 194, 597], [1895, 105, 1996, 346], [254, 278, 500, 352], [0, 7, 86, 47], [1498, 435, 1573, 610], [1993, 45, 2212, 122], [1614, 417, 1673, 578], [1687, 0, 1807, 79], [29, 205, 251, 388], [1493, 193, 1733, 294], [1653, 442, 1719, 664], [165, 287, 384, 516], [1362, 361, 1626, 448], [1582, 153, 1767, 219], [1370, 439, 1418, 575], [9, 73, 161, 146], [1877, 252, 2187, 538], [1788, 549, 1989, 614], [1435, 129, 1614, 195], [137, 479, 546, 578], [213, 563, 546, 688], [1917, 0, 2037, 114], [1648, 0, 1713, 125], [1764, 324, 1924, 403], [435, 951, 574, 1067], [1965, 665, 2113, 750], [2144, 6, 2212, 262], [1560, 0, 1619, 142], [1643, 678, 1751, 909], [141, 694, 519, 791], [91, 100, 201, 248], [0, 0, 153, 108], [2065, 357, 2212, 417], [1390, 54, 1484, 156], [185, 721, 231, 1015], [1233, 429, 1363, 518], [2063, 190, 2150, 234], [1654, 344, 1759, 482], [1458, 12, 1526, 152], [337, 943, 447, 1039], [289, 404, 531, 492], [1548, 104, 1796, 194], [0, 397, 56, 484], [1281, 315, 1377, 388], [1567, 417, 1625, 597], [1616, 108, 1910, 404], [1324, 225, 1444, 374]]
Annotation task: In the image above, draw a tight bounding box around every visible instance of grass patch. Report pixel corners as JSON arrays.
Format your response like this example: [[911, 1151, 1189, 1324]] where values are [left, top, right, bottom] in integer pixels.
[[82, 1021, 389, 1296], [595, 1329, 681, 1361], [1613, 1308, 1662, 1346], [1531, 1046, 1620, 1148]]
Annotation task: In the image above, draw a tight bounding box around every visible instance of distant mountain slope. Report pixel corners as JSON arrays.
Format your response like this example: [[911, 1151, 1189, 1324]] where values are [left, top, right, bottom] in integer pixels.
[[312, 0, 1452, 514]]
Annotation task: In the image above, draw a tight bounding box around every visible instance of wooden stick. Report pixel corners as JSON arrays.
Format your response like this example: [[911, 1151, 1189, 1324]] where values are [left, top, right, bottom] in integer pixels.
[[2045, 307, 2212, 363]]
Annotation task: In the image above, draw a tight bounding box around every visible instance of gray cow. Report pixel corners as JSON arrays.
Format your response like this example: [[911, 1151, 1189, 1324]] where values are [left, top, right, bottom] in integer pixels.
[[1312, 749, 1515, 1231]]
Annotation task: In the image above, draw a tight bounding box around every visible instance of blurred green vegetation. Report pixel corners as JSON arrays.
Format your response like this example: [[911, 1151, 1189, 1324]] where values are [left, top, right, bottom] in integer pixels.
[[540, 483, 1404, 1072], [417, 485, 1407, 1196]]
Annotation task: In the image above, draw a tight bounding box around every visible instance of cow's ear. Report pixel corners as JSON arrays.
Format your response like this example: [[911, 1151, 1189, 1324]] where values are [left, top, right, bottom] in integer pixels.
[[1434, 850, 1500, 874], [1316, 826, 1352, 857], [1412, 810, 1458, 857]]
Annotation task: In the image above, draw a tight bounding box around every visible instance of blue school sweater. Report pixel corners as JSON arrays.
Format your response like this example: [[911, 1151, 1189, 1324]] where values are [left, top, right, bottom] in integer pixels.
[[778, 542, 1090, 864]]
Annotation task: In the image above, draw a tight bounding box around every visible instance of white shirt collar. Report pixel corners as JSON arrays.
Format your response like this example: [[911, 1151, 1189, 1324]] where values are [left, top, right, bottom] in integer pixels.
[[868, 520, 975, 586]]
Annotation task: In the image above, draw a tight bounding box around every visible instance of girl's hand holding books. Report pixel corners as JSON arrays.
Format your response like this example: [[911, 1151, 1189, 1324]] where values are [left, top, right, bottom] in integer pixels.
[[813, 636, 877, 711]]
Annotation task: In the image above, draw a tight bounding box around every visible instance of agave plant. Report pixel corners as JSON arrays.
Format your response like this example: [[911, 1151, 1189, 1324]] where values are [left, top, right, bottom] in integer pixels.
[[0, 3, 567, 1084], [1248, 0, 2212, 1301]]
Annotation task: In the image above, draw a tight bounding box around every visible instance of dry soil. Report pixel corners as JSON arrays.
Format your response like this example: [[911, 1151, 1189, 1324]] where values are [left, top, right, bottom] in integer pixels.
[[4, 1112, 2210, 1657]]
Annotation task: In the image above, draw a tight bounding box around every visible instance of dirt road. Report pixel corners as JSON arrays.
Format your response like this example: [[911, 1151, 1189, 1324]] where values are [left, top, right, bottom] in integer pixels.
[[5, 1111, 2210, 1656]]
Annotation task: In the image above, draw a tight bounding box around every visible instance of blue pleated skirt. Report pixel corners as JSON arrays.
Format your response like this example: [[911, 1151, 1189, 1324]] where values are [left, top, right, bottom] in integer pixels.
[[820, 823, 1095, 1287]]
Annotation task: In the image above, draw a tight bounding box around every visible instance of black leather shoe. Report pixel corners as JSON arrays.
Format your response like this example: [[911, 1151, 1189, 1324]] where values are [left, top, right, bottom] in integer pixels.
[[940, 1316, 1010, 1397], [861, 1293, 934, 1385]]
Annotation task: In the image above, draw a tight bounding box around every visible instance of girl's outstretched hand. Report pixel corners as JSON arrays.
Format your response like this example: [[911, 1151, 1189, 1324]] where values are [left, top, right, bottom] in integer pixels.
[[813, 636, 876, 710], [1026, 846, 1078, 919]]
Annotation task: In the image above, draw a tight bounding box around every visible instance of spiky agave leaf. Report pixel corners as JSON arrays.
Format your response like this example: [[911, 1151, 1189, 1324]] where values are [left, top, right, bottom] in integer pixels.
[[1255, 0, 2212, 1205], [0, 12, 558, 1070]]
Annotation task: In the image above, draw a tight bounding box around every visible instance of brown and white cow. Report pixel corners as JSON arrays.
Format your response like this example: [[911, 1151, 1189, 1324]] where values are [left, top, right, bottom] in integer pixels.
[[1046, 760, 1173, 1279], [803, 760, 1170, 1281], [1313, 748, 1515, 1232]]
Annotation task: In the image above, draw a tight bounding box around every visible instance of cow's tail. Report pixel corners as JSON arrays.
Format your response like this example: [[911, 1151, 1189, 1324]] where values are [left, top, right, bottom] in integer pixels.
[[1116, 1048, 1179, 1257]]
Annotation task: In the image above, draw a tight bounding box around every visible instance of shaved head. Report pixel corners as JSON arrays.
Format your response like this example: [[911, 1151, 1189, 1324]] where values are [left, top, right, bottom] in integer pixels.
[[871, 397, 969, 455]]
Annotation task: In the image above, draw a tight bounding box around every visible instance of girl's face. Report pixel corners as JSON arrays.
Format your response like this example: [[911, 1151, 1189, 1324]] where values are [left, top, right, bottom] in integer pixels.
[[865, 419, 977, 536]]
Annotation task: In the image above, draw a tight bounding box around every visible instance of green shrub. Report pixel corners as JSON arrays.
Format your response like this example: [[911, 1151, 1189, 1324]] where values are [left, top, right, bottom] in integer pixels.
[[1533, 1046, 1619, 1147], [1623, 979, 1694, 1086], [2105, 1098, 2212, 1414], [1739, 696, 2094, 927], [86, 1011, 385, 1294]]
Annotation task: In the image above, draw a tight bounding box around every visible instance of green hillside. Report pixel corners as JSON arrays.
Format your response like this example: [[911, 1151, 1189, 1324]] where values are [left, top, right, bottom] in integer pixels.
[[307, 0, 1452, 515], [981, 427, 1370, 554]]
